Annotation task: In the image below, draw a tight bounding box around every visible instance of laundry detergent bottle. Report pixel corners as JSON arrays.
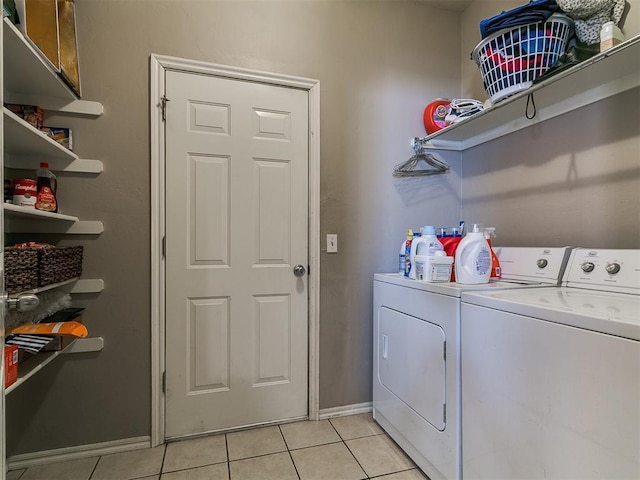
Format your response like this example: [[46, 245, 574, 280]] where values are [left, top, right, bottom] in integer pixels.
[[401, 229, 414, 277], [455, 223, 492, 284], [409, 226, 443, 279]]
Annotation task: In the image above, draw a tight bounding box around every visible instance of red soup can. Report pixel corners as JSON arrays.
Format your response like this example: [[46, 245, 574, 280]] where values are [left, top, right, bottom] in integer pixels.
[[13, 179, 37, 208]]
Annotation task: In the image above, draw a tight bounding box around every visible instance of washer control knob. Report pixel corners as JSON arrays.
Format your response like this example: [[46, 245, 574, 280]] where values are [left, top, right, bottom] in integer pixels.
[[605, 263, 621, 275], [536, 259, 548, 269], [581, 262, 595, 273]]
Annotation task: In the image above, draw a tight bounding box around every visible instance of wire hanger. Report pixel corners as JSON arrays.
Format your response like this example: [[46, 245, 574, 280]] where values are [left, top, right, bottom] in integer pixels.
[[392, 138, 450, 177]]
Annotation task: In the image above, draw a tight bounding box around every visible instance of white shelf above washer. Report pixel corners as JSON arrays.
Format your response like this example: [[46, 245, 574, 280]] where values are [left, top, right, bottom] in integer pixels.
[[419, 35, 640, 151]]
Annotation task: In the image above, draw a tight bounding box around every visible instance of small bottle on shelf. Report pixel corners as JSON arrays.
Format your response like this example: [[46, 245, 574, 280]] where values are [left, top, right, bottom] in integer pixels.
[[600, 21, 625, 52], [35, 162, 58, 213]]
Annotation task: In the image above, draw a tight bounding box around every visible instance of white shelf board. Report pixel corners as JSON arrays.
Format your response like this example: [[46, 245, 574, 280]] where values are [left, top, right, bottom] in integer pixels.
[[4, 218, 103, 234], [7, 279, 104, 297], [3, 18, 103, 116], [9, 278, 79, 296], [69, 279, 105, 294], [421, 35, 640, 151], [4, 204, 79, 222], [5, 156, 103, 174], [4, 337, 104, 395], [3, 107, 78, 161]]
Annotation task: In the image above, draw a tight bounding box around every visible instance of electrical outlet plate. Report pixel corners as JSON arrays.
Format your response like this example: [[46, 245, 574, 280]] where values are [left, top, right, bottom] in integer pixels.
[[327, 234, 338, 253]]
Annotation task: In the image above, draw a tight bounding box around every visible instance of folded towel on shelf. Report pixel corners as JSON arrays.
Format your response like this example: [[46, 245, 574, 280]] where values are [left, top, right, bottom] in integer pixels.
[[556, 0, 626, 44]]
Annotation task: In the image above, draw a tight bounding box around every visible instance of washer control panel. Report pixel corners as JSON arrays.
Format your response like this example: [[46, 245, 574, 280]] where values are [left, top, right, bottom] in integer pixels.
[[565, 249, 640, 293], [495, 246, 572, 283]]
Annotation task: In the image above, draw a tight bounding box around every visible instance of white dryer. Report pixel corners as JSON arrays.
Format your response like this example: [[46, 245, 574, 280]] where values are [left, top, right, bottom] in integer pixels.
[[461, 248, 640, 479], [373, 246, 572, 480]]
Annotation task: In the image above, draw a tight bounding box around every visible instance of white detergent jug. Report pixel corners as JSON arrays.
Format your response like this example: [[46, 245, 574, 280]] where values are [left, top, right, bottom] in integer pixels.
[[455, 223, 492, 284], [409, 226, 443, 279]]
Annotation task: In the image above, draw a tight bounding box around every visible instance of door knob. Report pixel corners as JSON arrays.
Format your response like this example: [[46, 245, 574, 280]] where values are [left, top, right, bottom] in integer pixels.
[[5, 293, 39, 312], [293, 265, 306, 277]]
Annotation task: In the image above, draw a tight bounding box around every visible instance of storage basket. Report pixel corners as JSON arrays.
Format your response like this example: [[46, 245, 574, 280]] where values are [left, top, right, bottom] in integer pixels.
[[4, 247, 39, 294], [38, 246, 83, 287], [4, 246, 83, 294], [472, 14, 574, 104]]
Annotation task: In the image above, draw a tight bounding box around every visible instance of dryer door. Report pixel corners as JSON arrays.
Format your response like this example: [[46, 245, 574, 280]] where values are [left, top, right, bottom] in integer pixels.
[[378, 307, 446, 430]]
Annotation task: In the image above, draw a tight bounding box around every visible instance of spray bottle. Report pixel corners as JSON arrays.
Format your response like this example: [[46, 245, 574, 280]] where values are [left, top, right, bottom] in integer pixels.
[[484, 227, 502, 279]]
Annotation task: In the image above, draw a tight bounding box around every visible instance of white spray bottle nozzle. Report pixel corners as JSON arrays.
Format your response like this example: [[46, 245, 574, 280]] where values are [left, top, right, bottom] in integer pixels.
[[484, 227, 496, 239]]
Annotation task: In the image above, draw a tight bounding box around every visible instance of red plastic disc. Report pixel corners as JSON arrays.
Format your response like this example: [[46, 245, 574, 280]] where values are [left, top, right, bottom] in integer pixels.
[[423, 99, 450, 134]]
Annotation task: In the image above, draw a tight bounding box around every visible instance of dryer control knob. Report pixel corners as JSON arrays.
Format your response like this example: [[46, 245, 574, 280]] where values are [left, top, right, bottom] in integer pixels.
[[605, 263, 621, 275], [581, 262, 595, 273], [536, 259, 548, 269]]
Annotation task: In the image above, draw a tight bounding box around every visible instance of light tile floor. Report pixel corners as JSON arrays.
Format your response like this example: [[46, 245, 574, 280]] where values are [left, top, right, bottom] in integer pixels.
[[7, 413, 428, 480]]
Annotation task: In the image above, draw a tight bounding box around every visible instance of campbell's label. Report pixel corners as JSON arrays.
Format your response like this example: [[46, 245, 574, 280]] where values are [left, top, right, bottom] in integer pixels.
[[13, 179, 37, 208]]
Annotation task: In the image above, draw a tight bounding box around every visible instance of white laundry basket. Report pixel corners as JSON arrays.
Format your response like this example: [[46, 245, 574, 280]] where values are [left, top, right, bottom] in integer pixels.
[[472, 14, 574, 103]]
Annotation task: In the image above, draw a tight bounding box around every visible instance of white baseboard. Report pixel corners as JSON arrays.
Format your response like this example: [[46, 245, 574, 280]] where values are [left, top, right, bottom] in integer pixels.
[[7, 404, 372, 470], [7, 436, 151, 470], [318, 401, 372, 420]]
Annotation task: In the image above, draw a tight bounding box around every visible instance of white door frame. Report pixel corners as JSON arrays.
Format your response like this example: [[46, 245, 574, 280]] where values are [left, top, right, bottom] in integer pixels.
[[150, 54, 320, 446]]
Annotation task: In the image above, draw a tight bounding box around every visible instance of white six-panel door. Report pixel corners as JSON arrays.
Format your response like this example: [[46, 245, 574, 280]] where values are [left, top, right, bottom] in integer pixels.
[[164, 70, 309, 438]]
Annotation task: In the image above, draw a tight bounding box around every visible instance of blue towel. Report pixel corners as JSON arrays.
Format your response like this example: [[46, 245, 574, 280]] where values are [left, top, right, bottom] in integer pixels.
[[480, 0, 560, 38]]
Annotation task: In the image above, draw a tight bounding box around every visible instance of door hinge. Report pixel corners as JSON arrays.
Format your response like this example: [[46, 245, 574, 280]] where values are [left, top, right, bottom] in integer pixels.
[[162, 371, 166, 394], [443, 340, 446, 361], [162, 236, 166, 259], [443, 403, 447, 423], [160, 95, 170, 121], [307, 265, 310, 275]]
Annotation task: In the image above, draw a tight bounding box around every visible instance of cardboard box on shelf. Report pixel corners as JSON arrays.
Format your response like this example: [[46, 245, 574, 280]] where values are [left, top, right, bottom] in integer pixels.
[[14, 0, 60, 71], [4, 345, 19, 388], [5, 103, 44, 129], [42, 334, 75, 351], [40, 126, 73, 150], [13, 0, 82, 96], [57, 0, 81, 96]]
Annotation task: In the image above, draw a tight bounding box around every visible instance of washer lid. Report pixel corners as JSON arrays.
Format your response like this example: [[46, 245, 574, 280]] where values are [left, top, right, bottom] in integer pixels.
[[462, 287, 640, 340]]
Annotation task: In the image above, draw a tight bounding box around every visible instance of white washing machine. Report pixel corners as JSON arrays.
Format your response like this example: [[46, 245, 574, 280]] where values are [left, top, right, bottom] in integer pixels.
[[461, 248, 640, 479], [373, 246, 572, 480]]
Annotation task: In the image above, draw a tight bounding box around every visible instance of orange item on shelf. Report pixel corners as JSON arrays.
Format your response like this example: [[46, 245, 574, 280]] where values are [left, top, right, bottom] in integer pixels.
[[423, 99, 451, 134], [9, 321, 87, 338]]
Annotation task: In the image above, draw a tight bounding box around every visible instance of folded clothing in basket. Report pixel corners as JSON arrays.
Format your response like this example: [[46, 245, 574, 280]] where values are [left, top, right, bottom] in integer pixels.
[[480, 0, 560, 38]]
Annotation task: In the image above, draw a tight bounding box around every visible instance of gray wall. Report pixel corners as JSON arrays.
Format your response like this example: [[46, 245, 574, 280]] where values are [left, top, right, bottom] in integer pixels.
[[7, 0, 463, 455], [459, 1, 640, 247]]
